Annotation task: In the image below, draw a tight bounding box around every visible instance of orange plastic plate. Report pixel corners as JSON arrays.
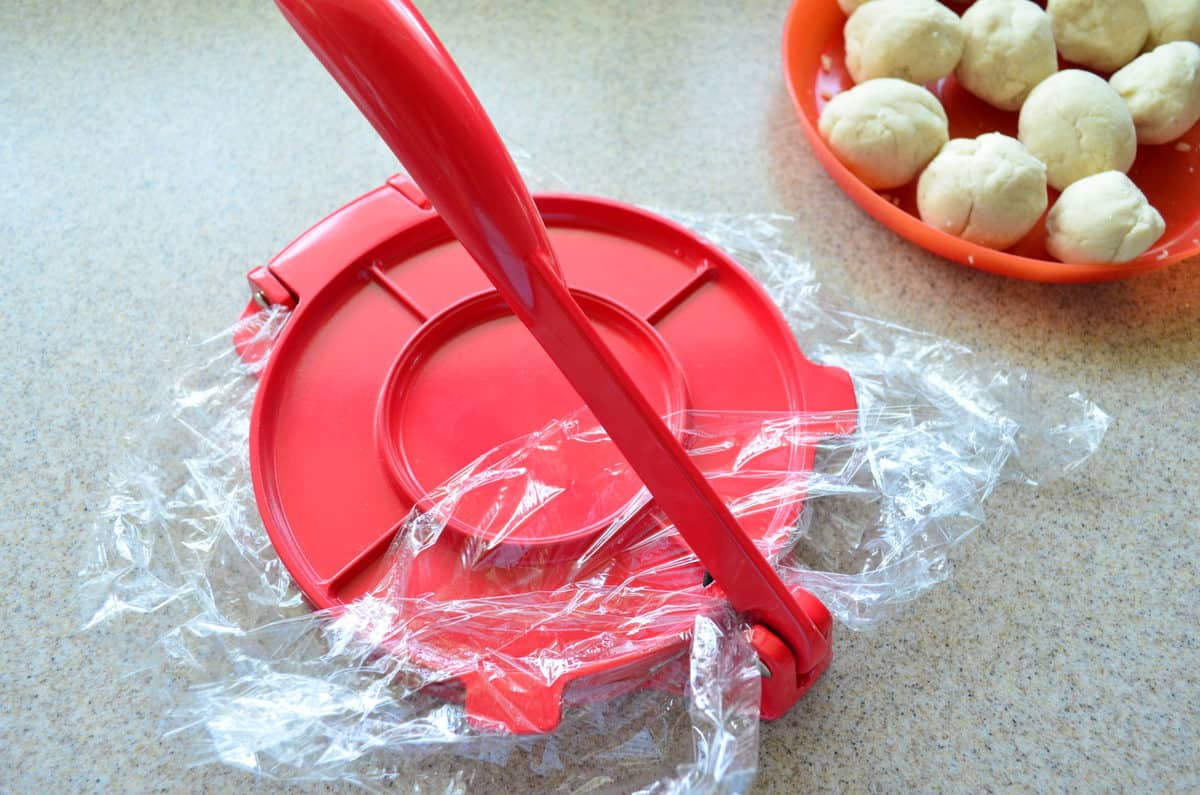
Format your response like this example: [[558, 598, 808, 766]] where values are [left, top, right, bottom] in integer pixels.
[[783, 0, 1200, 282]]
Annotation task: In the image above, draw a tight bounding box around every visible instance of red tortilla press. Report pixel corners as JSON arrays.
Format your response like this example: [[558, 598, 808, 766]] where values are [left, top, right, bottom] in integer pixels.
[[236, 0, 857, 733]]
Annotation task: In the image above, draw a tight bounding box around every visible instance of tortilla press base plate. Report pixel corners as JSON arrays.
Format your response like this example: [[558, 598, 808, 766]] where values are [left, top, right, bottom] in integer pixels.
[[239, 176, 856, 732]]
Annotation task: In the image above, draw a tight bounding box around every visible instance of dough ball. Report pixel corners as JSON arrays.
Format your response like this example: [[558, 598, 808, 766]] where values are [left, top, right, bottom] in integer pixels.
[[1018, 70, 1138, 190], [1048, 0, 1149, 72], [1143, 0, 1200, 48], [838, 0, 872, 14], [844, 0, 966, 85], [957, 0, 1058, 111], [1046, 171, 1165, 263], [917, 133, 1049, 249], [1111, 41, 1200, 144], [819, 78, 950, 189]]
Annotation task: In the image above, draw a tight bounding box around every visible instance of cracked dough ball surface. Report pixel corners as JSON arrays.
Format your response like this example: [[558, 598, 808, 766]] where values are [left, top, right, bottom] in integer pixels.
[[818, 78, 950, 189], [1111, 41, 1200, 144], [1018, 70, 1138, 190], [1046, 171, 1165, 263], [844, 0, 965, 85], [1048, 0, 1149, 72], [957, 0, 1058, 111], [917, 133, 1049, 249], [1143, 0, 1200, 48]]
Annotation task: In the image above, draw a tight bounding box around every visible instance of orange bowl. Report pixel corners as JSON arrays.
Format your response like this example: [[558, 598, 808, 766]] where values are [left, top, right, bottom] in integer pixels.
[[782, 0, 1200, 282]]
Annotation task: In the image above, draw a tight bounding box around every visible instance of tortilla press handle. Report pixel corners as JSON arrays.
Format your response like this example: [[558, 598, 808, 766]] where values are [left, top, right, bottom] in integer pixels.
[[274, 0, 831, 718]]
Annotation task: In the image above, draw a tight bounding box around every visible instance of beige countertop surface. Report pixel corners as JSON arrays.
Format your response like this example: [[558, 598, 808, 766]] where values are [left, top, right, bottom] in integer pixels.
[[2, 1, 1198, 791]]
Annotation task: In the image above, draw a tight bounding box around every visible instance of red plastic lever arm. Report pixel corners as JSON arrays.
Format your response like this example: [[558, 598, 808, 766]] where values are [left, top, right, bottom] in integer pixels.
[[274, 0, 828, 685]]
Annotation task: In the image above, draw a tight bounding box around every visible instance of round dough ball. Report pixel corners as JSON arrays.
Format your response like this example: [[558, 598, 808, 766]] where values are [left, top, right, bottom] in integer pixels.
[[917, 133, 1048, 249], [1018, 70, 1138, 191], [957, 0, 1058, 111], [818, 79, 950, 189], [1111, 41, 1200, 144], [1143, 0, 1200, 48], [1048, 0, 1149, 72], [1046, 172, 1165, 263], [845, 0, 966, 85]]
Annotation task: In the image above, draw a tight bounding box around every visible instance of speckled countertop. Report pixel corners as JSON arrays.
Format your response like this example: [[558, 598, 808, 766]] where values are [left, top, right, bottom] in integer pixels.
[[2, 1, 1198, 792]]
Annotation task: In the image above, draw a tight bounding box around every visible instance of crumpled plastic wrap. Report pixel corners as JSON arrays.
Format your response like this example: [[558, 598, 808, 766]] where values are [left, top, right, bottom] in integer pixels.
[[79, 208, 1109, 793]]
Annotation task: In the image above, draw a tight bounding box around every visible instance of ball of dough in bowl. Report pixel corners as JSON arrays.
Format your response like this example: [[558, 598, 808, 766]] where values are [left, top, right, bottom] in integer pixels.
[[1111, 41, 1200, 144], [1018, 70, 1138, 191], [917, 134, 1049, 249], [1046, 171, 1165, 263], [1143, 0, 1200, 48], [819, 78, 950, 189], [957, 0, 1058, 111], [845, 0, 966, 85], [1048, 0, 1149, 72]]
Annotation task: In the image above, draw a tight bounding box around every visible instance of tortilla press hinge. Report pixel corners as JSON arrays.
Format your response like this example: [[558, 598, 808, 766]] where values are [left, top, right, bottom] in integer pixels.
[[750, 587, 834, 720], [243, 175, 435, 312], [248, 265, 298, 310], [235, 176, 439, 364]]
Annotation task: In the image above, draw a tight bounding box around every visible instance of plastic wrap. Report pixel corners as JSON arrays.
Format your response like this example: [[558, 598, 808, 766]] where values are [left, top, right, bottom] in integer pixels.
[[80, 209, 1108, 792]]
